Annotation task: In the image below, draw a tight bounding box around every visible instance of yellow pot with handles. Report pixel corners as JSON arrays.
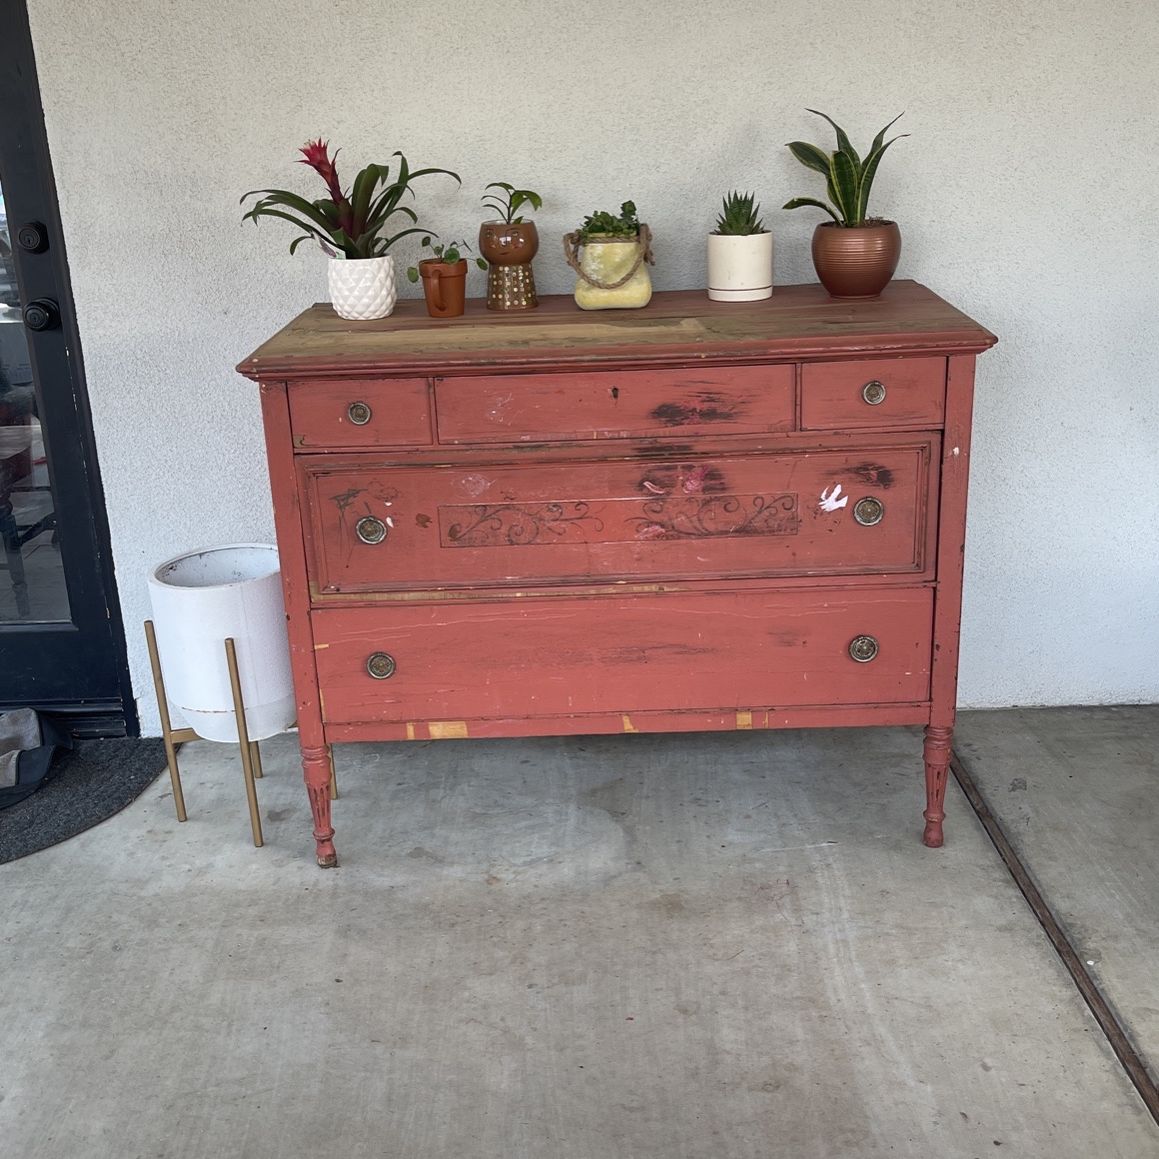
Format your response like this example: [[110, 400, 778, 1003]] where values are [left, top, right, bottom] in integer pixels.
[[563, 225, 654, 310]]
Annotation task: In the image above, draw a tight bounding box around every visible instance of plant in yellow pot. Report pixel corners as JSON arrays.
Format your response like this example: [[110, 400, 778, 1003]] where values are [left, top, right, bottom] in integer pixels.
[[783, 110, 907, 299], [563, 201, 654, 310]]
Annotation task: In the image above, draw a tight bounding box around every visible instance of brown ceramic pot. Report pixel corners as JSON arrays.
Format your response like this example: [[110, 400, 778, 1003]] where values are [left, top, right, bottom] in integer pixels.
[[418, 258, 467, 318], [811, 220, 901, 299], [478, 220, 539, 266]]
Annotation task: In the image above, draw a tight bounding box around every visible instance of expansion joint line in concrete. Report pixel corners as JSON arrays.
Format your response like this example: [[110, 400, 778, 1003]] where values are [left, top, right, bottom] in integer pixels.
[[950, 751, 1159, 1127]]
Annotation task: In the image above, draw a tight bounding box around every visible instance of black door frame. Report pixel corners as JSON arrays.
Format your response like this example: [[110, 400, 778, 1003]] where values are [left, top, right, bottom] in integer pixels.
[[0, 0, 136, 736]]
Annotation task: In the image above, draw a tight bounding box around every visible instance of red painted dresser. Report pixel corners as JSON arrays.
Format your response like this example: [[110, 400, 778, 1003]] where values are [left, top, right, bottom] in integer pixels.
[[238, 282, 996, 866]]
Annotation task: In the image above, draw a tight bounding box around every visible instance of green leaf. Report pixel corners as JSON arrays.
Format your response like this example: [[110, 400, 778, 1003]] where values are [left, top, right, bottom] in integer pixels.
[[856, 134, 907, 222], [829, 150, 860, 224], [381, 225, 432, 250], [288, 234, 315, 256], [475, 256, 488, 269], [782, 196, 841, 223], [786, 141, 832, 176], [807, 109, 860, 171], [870, 113, 905, 158], [407, 267, 420, 283]]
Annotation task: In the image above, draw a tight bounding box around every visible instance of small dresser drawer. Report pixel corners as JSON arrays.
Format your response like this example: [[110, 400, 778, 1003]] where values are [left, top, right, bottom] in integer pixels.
[[801, 357, 945, 430], [289, 378, 432, 449], [301, 440, 935, 595], [434, 365, 794, 444], [312, 586, 933, 724]]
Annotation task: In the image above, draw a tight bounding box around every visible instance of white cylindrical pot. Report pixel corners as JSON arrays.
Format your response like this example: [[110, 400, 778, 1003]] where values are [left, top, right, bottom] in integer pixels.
[[327, 255, 398, 320], [148, 545, 295, 742], [706, 233, 774, 302]]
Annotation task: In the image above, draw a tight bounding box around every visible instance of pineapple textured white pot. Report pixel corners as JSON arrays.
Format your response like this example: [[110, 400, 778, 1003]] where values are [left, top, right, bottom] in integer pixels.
[[328, 255, 397, 320], [707, 233, 774, 302]]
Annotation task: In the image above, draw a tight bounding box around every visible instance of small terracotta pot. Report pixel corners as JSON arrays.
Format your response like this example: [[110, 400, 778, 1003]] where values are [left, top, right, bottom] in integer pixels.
[[811, 220, 901, 299], [418, 258, 467, 318], [478, 220, 539, 266]]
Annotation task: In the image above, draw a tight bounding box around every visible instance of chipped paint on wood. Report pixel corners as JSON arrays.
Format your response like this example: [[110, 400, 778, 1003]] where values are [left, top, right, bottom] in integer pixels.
[[428, 721, 469, 739], [621, 714, 638, 733], [736, 710, 753, 730]]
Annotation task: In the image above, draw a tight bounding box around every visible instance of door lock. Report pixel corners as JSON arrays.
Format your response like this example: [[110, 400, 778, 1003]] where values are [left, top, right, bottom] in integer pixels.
[[23, 298, 61, 332]]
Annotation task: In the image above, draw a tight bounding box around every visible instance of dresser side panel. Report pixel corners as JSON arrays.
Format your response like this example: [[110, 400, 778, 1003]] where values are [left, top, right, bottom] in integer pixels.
[[258, 380, 326, 746], [929, 354, 979, 729]]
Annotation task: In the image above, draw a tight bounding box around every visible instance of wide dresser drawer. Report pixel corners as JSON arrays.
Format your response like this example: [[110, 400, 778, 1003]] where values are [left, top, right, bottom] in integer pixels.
[[302, 440, 936, 594], [434, 365, 794, 443], [312, 586, 933, 724]]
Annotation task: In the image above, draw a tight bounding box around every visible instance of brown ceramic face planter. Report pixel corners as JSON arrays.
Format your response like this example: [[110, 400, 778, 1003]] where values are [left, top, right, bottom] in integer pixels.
[[479, 220, 540, 266], [479, 182, 543, 311], [418, 258, 468, 318], [811, 219, 901, 298]]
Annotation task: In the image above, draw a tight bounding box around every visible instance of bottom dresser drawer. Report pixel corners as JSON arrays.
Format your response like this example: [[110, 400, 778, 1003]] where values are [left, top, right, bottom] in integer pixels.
[[312, 587, 933, 724]]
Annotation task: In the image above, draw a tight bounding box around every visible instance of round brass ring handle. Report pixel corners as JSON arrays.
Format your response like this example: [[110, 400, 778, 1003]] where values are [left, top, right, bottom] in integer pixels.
[[366, 651, 396, 680], [355, 516, 388, 545], [861, 380, 887, 406], [347, 401, 372, 425], [848, 635, 879, 663], [853, 497, 885, 526]]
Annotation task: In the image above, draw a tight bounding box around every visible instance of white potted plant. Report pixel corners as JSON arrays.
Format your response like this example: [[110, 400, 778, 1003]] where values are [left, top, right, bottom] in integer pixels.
[[147, 544, 295, 743], [242, 139, 459, 320], [707, 191, 773, 302]]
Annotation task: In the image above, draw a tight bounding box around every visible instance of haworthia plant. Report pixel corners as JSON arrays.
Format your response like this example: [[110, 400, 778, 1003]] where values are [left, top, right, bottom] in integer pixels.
[[713, 191, 766, 236], [783, 110, 907, 227]]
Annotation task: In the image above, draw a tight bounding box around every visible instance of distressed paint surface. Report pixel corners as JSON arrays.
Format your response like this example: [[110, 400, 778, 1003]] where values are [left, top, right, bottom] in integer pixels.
[[239, 284, 995, 864], [309, 587, 934, 725], [300, 440, 934, 594]]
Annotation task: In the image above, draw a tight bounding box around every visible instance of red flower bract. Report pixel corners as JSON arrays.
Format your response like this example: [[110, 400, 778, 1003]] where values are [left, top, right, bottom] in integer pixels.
[[298, 138, 346, 207]]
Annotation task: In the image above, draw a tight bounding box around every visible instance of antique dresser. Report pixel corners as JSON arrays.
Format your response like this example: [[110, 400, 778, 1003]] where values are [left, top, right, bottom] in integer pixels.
[[238, 282, 996, 866]]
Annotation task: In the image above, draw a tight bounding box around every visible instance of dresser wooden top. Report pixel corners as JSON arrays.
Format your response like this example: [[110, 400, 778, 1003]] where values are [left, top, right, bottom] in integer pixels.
[[237, 280, 996, 380]]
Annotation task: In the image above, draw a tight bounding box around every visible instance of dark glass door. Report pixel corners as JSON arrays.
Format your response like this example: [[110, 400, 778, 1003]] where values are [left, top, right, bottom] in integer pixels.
[[0, 1, 134, 734]]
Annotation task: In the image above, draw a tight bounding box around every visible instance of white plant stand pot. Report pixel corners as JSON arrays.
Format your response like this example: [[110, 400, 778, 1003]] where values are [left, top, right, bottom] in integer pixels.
[[148, 544, 295, 742], [327, 255, 397, 320], [706, 233, 774, 302]]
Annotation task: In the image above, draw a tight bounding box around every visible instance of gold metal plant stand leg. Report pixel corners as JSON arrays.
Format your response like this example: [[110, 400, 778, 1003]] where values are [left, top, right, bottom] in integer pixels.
[[225, 637, 264, 848], [144, 619, 190, 823], [144, 620, 267, 847]]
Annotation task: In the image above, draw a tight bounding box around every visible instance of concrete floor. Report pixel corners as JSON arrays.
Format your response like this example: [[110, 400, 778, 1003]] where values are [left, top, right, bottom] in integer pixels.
[[957, 706, 1159, 1082], [2, 719, 1157, 1158]]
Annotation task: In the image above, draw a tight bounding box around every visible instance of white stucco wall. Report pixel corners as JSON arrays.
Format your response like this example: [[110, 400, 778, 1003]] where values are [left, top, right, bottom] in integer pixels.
[[23, 0, 1159, 733]]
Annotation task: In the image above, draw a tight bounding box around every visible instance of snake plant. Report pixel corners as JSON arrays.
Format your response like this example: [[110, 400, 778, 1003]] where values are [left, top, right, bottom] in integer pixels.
[[783, 111, 907, 227]]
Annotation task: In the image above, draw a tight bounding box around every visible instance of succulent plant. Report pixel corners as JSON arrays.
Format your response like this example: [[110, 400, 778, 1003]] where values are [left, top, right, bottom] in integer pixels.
[[577, 201, 640, 241], [783, 110, 907, 227], [713, 191, 766, 236], [481, 182, 543, 225]]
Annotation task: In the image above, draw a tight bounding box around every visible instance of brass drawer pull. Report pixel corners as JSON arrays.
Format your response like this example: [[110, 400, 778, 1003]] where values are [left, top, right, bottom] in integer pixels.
[[347, 401, 372, 425], [355, 516, 388, 545], [366, 651, 396, 680], [853, 497, 884, 526], [848, 635, 879, 663], [861, 380, 887, 406]]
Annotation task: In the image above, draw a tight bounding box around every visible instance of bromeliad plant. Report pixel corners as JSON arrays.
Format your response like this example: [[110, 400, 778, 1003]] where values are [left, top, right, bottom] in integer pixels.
[[713, 191, 766, 235], [783, 111, 907, 226], [481, 182, 543, 224], [406, 238, 488, 283], [241, 139, 459, 258]]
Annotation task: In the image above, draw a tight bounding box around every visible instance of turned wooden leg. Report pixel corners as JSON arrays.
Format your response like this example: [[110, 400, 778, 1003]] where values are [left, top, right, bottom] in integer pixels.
[[923, 725, 953, 848], [303, 743, 338, 868]]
